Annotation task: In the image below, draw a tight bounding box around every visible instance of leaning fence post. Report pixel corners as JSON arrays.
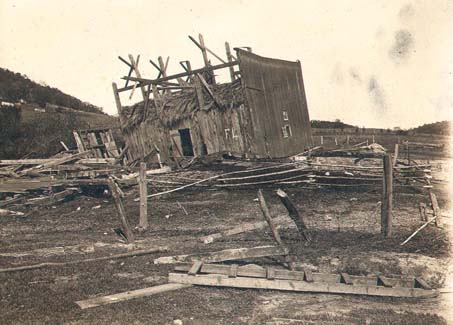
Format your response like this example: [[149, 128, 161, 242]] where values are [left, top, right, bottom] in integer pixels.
[[381, 154, 393, 238], [138, 162, 149, 230], [108, 178, 135, 243]]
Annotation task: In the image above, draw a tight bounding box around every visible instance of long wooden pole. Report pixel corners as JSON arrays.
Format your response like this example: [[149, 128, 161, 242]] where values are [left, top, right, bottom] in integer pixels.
[[381, 154, 393, 238], [138, 162, 148, 230]]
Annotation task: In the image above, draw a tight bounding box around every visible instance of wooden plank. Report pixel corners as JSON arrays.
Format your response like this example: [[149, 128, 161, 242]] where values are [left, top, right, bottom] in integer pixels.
[[188, 261, 203, 276], [168, 273, 437, 298], [138, 162, 148, 230], [340, 273, 353, 285], [112, 83, 124, 125], [381, 154, 393, 237], [199, 215, 292, 244], [377, 275, 394, 288], [304, 269, 314, 283], [26, 189, 77, 206], [73, 131, 86, 153], [0, 159, 55, 166], [429, 192, 441, 227], [107, 179, 134, 244], [128, 54, 147, 100], [257, 189, 285, 248], [276, 189, 310, 241], [154, 245, 289, 264], [75, 283, 191, 309]]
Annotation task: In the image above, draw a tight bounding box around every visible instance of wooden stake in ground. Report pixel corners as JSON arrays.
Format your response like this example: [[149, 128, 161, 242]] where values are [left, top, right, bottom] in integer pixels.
[[138, 162, 148, 230], [429, 191, 441, 227], [381, 154, 393, 238], [276, 189, 310, 241], [107, 178, 134, 243]]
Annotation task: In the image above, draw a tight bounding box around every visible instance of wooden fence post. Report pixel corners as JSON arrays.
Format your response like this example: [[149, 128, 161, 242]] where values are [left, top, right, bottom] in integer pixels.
[[108, 179, 134, 243], [381, 154, 393, 238], [320, 136, 324, 145], [392, 144, 399, 167], [139, 162, 148, 230]]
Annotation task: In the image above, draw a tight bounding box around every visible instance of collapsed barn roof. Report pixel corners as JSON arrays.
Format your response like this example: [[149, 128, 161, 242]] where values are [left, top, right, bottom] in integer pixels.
[[121, 78, 244, 132]]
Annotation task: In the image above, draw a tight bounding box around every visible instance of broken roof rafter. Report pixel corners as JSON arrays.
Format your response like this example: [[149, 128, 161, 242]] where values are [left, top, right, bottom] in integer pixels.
[[118, 60, 239, 92]]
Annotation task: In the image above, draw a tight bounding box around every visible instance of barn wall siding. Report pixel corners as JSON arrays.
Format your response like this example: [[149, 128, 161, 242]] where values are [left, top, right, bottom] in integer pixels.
[[238, 50, 313, 157]]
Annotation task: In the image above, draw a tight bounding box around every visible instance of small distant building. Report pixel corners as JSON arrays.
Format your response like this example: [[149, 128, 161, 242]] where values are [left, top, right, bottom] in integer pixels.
[[113, 38, 313, 164]]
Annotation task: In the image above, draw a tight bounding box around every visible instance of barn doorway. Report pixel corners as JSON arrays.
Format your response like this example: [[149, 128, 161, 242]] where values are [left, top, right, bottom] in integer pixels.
[[178, 128, 195, 156]]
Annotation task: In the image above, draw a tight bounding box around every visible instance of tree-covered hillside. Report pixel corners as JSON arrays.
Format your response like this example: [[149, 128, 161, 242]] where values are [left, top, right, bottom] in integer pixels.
[[0, 68, 103, 114]]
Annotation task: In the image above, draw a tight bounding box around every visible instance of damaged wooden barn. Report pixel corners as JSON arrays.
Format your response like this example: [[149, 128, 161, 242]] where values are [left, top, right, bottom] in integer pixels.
[[113, 35, 313, 165]]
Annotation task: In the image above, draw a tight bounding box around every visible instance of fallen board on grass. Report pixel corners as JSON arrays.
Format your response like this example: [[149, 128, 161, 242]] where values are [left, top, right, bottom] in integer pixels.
[[154, 245, 289, 264], [75, 283, 192, 309]]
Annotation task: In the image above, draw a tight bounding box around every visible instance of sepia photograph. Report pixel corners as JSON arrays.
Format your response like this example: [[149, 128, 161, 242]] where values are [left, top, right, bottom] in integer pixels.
[[0, 0, 452, 324]]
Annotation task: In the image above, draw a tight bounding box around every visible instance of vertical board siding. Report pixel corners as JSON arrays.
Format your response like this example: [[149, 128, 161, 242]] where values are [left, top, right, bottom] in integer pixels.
[[238, 50, 313, 157]]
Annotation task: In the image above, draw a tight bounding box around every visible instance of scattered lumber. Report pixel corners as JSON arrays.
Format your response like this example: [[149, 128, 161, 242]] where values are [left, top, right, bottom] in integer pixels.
[[75, 283, 192, 309], [199, 215, 292, 244], [154, 245, 289, 264], [276, 189, 310, 241]]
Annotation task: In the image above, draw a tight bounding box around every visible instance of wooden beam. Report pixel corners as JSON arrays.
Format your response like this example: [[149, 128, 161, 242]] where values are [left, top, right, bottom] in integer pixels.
[[197, 33, 215, 84], [119, 61, 238, 91], [196, 73, 221, 108], [199, 215, 292, 244], [257, 190, 285, 248], [75, 283, 191, 309], [168, 273, 437, 298], [128, 54, 147, 100], [381, 154, 393, 238], [138, 162, 148, 230], [154, 245, 289, 264], [107, 179, 134, 243], [276, 189, 310, 241], [112, 83, 124, 125], [225, 42, 235, 82]]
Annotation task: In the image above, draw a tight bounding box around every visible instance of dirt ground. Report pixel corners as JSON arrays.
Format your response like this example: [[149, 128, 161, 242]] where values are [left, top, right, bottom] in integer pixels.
[[0, 155, 451, 324]]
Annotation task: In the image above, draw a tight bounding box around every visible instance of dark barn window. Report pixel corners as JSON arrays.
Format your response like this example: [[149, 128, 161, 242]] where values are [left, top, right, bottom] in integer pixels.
[[178, 128, 195, 156]]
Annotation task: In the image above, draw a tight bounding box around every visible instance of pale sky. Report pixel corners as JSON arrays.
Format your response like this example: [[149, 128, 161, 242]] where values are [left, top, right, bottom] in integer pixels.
[[1, 0, 452, 128]]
